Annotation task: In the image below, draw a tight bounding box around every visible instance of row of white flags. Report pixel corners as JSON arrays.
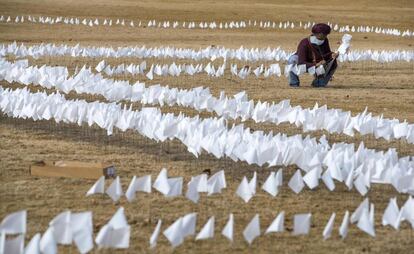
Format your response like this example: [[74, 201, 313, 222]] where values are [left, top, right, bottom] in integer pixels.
[[85, 168, 390, 202], [0, 86, 413, 194], [1, 196, 413, 252], [93, 60, 284, 79], [1, 15, 412, 37], [93, 59, 325, 79], [2, 42, 413, 63], [1, 57, 413, 144]]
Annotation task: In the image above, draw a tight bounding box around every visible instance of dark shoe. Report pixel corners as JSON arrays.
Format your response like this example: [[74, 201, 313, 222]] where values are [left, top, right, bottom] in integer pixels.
[[289, 83, 300, 88], [311, 80, 327, 88]]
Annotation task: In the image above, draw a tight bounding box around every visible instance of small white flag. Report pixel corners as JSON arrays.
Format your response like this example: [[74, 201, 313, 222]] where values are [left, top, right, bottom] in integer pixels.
[[265, 211, 285, 234], [322, 213, 336, 240], [293, 213, 311, 235], [221, 214, 234, 242], [149, 220, 162, 249], [243, 214, 260, 245], [196, 216, 215, 240], [86, 176, 105, 196]]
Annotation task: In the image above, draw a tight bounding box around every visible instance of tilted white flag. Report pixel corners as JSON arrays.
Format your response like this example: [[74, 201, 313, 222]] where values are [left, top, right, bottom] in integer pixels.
[[86, 176, 105, 196], [243, 214, 260, 245], [265, 211, 284, 234], [163, 217, 184, 248], [382, 197, 401, 230], [288, 170, 305, 194], [221, 214, 234, 242], [149, 219, 162, 249], [339, 211, 350, 239], [350, 198, 369, 223], [357, 208, 375, 237], [0, 210, 26, 235], [106, 176, 123, 202], [153, 168, 170, 195], [24, 233, 41, 254], [236, 176, 254, 203], [196, 216, 215, 240], [322, 213, 336, 240], [262, 172, 279, 197], [40, 227, 57, 254]]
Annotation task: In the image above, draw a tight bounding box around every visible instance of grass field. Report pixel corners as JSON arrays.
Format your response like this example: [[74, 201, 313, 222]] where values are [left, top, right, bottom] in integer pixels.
[[0, 0, 414, 253]]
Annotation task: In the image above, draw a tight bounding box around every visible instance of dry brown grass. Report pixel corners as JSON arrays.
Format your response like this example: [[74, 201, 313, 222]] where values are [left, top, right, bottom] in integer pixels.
[[1, 0, 414, 253]]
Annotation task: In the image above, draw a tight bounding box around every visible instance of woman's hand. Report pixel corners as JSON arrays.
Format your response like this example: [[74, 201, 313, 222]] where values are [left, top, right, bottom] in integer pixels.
[[316, 60, 326, 67], [331, 52, 339, 59]]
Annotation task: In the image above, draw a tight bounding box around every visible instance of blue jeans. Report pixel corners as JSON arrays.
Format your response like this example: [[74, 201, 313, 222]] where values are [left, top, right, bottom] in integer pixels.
[[288, 55, 337, 87]]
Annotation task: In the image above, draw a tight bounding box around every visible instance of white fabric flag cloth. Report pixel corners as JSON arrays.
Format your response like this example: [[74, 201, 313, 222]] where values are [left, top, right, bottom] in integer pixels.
[[126, 175, 152, 202], [3, 234, 24, 254], [337, 34, 352, 55], [351, 198, 370, 223], [186, 177, 200, 203], [248, 172, 257, 195], [95, 207, 130, 249], [163, 213, 197, 248], [288, 170, 305, 194], [382, 197, 401, 230], [236, 176, 254, 203], [165, 177, 183, 197], [265, 211, 285, 234], [152, 168, 171, 195], [262, 170, 282, 197], [86, 176, 105, 196], [322, 170, 336, 191], [126, 176, 138, 202], [322, 213, 336, 240], [221, 214, 234, 242], [153, 168, 182, 197], [357, 208, 375, 237], [181, 213, 197, 238], [163, 217, 183, 248], [339, 211, 350, 239], [0, 232, 3, 254], [293, 213, 311, 235], [315, 65, 325, 75], [40, 227, 58, 254], [243, 214, 260, 245], [400, 196, 414, 228], [0, 210, 26, 235], [48, 211, 93, 253], [48, 211, 72, 245], [207, 170, 226, 195], [24, 233, 41, 254], [303, 168, 320, 189], [354, 173, 369, 196], [196, 216, 215, 240], [186, 173, 208, 202], [106, 176, 123, 202], [95, 60, 106, 72], [149, 220, 162, 249]]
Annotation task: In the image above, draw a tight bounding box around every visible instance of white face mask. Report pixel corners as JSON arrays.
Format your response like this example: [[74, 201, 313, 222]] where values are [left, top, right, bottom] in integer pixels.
[[310, 35, 325, 46]]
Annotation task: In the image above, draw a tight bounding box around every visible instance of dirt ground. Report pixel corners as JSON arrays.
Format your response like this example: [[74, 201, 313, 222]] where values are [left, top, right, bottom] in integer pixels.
[[0, 0, 414, 253]]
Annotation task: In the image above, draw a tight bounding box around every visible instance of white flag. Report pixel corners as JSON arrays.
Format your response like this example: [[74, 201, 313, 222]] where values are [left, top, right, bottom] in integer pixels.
[[196, 216, 215, 240], [322, 213, 336, 240], [86, 176, 105, 196], [0, 210, 26, 235], [243, 214, 260, 245], [265, 211, 285, 234], [221, 214, 234, 242], [149, 220, 162, 249]]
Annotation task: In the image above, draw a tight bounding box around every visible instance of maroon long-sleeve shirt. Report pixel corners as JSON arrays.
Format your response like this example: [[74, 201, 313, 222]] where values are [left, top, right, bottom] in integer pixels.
[[295, 37, 334, 68]]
